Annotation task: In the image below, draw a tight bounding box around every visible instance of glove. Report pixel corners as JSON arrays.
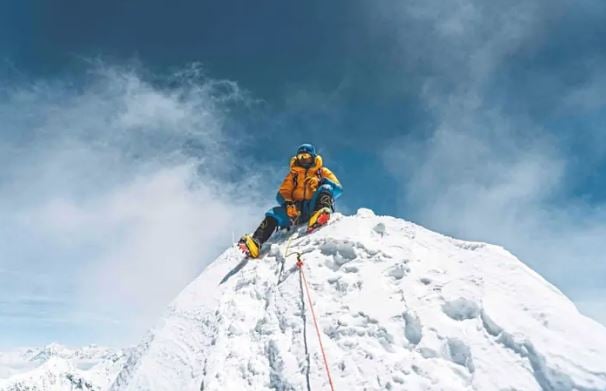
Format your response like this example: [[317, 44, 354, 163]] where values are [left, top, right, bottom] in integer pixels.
[[304, 176, 320, 191], [285, 201, 300, 219]]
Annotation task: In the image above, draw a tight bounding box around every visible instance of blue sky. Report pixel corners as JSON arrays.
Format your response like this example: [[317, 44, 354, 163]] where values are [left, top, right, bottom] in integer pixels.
[[1, 0, 605, 348]]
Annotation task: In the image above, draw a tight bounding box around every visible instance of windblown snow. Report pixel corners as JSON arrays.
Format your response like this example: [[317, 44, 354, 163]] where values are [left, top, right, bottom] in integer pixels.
[[108, 209, 606, 391]]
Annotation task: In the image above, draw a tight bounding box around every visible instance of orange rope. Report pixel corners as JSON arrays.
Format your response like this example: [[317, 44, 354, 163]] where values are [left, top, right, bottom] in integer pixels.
[[297, 256, 336, 391]]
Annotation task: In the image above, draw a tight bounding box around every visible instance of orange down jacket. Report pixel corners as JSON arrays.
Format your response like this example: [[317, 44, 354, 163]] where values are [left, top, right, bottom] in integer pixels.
[[278, 155, 340, 202]]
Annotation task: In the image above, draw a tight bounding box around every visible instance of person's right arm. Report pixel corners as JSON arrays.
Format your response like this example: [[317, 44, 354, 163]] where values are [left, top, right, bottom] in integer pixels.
[[278, 171, 295, 204]]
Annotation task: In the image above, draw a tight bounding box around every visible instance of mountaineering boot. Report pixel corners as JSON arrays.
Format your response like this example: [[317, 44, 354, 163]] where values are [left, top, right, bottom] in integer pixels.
[[238, 234, 261, 258], [238, 216, 277, 258], [307, 190, 333, 232], [307, 207, 331, 232]]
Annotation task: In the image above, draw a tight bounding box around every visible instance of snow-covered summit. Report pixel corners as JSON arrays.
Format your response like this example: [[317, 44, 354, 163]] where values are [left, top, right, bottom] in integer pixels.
[[110, 209, 606, 390]]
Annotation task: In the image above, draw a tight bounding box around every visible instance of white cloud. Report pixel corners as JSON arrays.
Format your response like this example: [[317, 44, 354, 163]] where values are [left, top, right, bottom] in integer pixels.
[[378, 0, 606, 324], [0, 63, 271, 346]]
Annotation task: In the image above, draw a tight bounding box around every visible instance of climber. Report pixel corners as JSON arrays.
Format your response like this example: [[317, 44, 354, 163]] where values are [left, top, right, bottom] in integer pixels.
[[238, 144, 343, 258]]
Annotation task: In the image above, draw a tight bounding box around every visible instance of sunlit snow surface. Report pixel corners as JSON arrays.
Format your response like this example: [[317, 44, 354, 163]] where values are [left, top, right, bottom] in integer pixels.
[[106, 209, 606, 391], [0, 344, 127, 390]]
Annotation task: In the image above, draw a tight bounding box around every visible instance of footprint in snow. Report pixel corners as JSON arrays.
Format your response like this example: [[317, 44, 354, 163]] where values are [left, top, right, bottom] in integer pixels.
[[442, 297, 481, 321]]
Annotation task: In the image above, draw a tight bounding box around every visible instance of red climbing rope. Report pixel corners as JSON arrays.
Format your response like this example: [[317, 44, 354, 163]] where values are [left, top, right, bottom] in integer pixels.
[[296, 255, 336, 391]]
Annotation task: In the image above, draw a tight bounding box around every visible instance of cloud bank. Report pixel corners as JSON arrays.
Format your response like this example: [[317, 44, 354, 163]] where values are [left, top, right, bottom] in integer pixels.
[[0, 63, 272, 347], [374, 0, 606, 323]]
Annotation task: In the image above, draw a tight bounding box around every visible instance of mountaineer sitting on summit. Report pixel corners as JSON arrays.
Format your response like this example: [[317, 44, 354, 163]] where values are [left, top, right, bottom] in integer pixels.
[[238, 144, 343, 258]]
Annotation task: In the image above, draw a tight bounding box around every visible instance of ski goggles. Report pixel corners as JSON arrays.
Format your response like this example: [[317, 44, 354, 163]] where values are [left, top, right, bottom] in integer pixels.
[[297, 152, 313, 161]]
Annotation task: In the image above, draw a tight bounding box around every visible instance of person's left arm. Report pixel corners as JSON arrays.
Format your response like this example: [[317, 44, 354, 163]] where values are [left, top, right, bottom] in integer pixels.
[[320, 167, 342, 192]]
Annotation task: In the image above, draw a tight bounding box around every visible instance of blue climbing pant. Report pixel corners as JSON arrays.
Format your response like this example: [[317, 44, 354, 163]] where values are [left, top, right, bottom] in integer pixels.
[[266, 184, 340, 229]]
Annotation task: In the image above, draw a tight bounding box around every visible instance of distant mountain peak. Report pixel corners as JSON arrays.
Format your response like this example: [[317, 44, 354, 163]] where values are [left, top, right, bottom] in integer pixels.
[[0, 344, 126, 391]]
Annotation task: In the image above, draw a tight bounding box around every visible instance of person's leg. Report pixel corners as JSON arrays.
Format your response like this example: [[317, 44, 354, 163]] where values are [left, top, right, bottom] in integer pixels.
[[306, 185, 335, 230], [311, 184, 335, 212], [239, 206, 291, 258], [252, 215, 277, 244], [265, 206, 291, 230], [314, 190, 334, 211]]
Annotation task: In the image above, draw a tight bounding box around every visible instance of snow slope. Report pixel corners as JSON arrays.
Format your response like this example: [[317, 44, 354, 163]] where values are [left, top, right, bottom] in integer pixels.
[[0, 344, 127, 391], [110, 209, 606, 391]]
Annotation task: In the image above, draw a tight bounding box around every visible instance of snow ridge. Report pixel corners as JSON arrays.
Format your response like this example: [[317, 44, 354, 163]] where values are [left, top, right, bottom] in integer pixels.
[[0, 344, 127, 391], [109, 209, 606, 391]]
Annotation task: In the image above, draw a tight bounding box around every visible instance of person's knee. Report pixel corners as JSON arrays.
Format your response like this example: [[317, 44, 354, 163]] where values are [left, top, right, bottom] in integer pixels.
[[263, 214, 279, 226], [266, 208, 290, 228], [265, 208, 281, 221], [317, 184, 333, 195]]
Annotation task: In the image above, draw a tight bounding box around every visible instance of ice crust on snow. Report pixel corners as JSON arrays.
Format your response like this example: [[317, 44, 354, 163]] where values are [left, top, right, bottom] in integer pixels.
[[105, 209, 606, 391]]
